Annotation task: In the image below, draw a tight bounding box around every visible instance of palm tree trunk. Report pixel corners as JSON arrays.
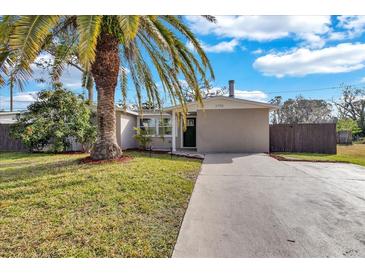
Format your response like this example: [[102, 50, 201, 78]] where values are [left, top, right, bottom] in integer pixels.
[[10, 78, 14, 112], [87, 73, 94, 104], [90, 31, 122, 160]]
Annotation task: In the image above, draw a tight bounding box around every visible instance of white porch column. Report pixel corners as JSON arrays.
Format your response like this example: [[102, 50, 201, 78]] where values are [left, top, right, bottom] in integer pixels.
[[172, 110, 176, 152]]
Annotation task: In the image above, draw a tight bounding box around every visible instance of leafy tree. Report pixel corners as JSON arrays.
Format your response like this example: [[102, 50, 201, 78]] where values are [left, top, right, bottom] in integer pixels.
[[336, 119, 362, 136], [11, 87, 96, 152], [269, 96, 283, 124], [269, 96, 334, 124], [334, 85, 365, 134], [181, 80, 227, 102], [0, 16, 214, 160], [127, 100, 165, 112]]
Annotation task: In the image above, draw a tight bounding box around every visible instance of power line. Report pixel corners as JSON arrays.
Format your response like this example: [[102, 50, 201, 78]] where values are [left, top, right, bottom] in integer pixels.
[[266, 86, 339, 95], [218, 83, 365, 99], [258, 83, 365, 95]]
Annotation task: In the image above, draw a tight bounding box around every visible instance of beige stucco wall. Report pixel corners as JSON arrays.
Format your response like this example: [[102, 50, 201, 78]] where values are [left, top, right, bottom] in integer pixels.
[[116, 111, 138, 149], [196, 108, 270, 153]]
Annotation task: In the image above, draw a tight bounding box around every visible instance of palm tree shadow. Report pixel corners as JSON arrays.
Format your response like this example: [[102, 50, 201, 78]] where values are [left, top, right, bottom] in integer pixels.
[[0, 156, 91, 201]]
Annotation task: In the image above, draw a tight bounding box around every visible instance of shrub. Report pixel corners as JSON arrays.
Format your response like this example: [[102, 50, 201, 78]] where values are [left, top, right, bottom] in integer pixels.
[[133, 127, 152, 150], [336, 119, 362, 136], [11, 87, 96, 153]]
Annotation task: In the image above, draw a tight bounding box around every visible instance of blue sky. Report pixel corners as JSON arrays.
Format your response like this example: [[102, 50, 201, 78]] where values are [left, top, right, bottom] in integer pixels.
[[2, 15, 365, 110]]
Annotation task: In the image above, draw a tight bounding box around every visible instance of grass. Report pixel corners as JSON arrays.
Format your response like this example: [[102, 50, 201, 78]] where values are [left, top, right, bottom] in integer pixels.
[[0, 151, 202, 257], [273, 144, 365, 167]]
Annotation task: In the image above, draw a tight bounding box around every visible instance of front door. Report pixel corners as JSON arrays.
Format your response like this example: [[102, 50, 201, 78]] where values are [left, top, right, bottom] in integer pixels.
[[183, 118, 196, 147]]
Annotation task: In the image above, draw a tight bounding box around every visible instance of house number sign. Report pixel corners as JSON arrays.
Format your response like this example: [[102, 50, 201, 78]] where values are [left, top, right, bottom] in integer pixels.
[[215, 104, 224, 108]]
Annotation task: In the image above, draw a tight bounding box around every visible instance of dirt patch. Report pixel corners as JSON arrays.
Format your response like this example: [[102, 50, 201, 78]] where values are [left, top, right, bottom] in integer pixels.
[[79, 155, 133, 165]]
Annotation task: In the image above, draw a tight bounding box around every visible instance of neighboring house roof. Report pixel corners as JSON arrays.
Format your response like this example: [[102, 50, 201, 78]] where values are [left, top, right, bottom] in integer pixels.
[[115, 107, 139, 116], [164, 96, 279, 112], [0, 112, 21, 124]]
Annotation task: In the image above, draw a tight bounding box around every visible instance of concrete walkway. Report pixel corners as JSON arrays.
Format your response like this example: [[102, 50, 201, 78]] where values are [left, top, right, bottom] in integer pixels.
[[172, 153, 365, 257]]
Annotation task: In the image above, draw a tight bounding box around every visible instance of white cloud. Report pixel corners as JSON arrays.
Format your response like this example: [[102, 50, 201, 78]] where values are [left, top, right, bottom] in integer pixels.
[[0, 92, 38, 111], [0, 92, 38, 103], [204, 86, 268, 102], [13, 92, 38, 102], [337, 16, 365, 39], [188, 39, 239, 53], [327, 31, 347, 41], [233, 90, 268, 102], [186, 16, 331, 49], [252, 48, 264, 55], [60, 66, 82, 88], [253, 43, 365, 78], [297, 32, 326, 49], [31, 52, 83, 89], [360, 77, 365, 83], [327, 16, 365, 42]]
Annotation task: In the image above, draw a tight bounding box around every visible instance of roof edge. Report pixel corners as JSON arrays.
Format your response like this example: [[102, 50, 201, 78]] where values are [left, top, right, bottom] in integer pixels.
[[164, 96, 279, 111], [115, 107, 139, 116]]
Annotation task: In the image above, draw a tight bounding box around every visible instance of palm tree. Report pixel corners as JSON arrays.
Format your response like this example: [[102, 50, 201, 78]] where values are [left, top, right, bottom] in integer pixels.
[[0, 16, 214, 159]]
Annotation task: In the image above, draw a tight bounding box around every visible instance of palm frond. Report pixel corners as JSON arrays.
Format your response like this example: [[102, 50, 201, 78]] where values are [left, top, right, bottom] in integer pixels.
[[120, 66, 128, 110], [9, 16, 60, 75], [117, 16, 140, 42], [201, 15, 216, 23], [76, 15, 102, 70], [162, 15, 215, 79]]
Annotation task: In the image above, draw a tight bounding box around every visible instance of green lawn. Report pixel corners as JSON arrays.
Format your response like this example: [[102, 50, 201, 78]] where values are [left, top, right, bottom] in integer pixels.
[[0, 151, 202, 257], [273, 144, 365, 167]]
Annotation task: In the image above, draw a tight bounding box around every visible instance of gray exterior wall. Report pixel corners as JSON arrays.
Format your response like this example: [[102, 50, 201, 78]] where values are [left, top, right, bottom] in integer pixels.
[[116, 111, 138, 149], [150, 136, 172, 150], [196, 108, 270, 153]]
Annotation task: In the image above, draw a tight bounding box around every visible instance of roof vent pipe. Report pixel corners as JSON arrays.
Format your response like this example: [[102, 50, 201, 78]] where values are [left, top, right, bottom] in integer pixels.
[[228, 80, 235, 97]]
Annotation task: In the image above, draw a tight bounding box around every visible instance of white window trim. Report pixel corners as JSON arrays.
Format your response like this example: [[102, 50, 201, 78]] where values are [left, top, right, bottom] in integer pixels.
[[158, 117, 173, 138], [138, 116, 173, 138]]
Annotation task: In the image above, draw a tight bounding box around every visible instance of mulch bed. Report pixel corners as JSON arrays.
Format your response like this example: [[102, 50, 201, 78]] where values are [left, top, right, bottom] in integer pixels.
[[79, 155, 133, 165], [125, 148, 169, 154], [60, 151, 86, 155]]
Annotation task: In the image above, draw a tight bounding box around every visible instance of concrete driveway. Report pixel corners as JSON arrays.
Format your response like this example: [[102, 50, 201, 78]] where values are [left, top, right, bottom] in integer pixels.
[[173, 153, 365, 257]]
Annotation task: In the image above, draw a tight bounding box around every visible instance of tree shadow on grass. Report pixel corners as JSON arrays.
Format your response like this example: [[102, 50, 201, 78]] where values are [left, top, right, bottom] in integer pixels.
[[0, 158, 82, 181], [0, 156, 94, 202], [0, 152, 51, 161], [0, 177, 88, 201]]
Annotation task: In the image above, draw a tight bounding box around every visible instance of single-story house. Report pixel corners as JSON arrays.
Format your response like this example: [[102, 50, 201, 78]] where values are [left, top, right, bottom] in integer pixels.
[[1, 81, 278, 153], [117, 81, 278, 153]]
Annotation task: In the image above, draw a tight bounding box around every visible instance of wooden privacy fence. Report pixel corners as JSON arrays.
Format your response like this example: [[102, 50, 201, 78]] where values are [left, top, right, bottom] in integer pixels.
[[0, 124, 28, 152], [270, 123, 337, 154]]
